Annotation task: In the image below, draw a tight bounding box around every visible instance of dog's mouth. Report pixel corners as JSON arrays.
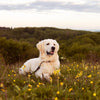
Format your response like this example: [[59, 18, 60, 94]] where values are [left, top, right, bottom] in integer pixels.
[[46, 46, 55, 55], [47, 51, 54, 55]]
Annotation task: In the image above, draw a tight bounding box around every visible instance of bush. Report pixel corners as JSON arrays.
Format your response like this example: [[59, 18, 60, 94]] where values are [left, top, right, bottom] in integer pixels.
[[0, 38, 38, 64]]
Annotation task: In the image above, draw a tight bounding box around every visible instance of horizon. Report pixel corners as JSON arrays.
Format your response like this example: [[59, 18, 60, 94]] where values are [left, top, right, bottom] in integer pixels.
[[0, 26, 100, 32], [0, 0, 100, 31]]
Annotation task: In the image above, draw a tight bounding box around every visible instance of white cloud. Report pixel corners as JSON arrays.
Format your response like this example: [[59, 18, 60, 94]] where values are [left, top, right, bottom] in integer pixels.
[[0, 0, 100, 13], [0, 0, 96, 5], [39, 0, 86, 5], [0, 0, 36, 5]]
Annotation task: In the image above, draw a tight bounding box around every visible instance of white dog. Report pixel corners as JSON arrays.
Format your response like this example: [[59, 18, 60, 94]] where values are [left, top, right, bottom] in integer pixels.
[[19, 39, 60, 81]]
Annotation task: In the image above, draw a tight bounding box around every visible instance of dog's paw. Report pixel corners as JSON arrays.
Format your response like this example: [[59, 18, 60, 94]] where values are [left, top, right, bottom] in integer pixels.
[[19, 68, 25, 75], [42, 73, 51, 82]]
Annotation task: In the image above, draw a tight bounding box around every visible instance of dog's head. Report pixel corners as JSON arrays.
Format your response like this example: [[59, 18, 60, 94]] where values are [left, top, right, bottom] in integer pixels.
[[36, 39, 59, 56]]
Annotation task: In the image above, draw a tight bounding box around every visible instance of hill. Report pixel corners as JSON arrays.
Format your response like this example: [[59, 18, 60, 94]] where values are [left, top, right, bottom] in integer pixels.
[[0, 27, 100, 64]]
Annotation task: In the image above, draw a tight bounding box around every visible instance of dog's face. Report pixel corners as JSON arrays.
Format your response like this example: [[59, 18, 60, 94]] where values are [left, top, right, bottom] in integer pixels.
[[37, 39, 59, 56]]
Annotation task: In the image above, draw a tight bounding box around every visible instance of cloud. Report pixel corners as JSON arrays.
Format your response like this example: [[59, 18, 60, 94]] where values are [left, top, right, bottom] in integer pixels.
[[0, 0, 100, 13]]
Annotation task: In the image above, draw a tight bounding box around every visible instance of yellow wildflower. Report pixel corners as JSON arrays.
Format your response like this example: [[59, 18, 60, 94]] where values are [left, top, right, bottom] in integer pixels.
[[69, 88, 73, 92], [54, 69, 60, 75], [28, 88, 31, 91], [22, 67, 24, 70], [50, 77, 52, 83], [1, 89, 5, 93], [91, 71, 93, 73], [28, 84, 32, 88], [75, 71, 83, 79], [38, 82, 44, 86], [56, 91, 60, 94], [71, 64, 73, 66], [28, 74, 31, 78], [67, 67, 71, 72], [13, 80, 16, 82], [88, 74, 92, 78], [22, 65, 26, 69], [14, 74, 16, 77], [74, 82, 76, 85], [64, 78, 66, 81], [94, 66, 96, 69], [93, 93, 96, 96], [37, 85, 40, 88], [31, 79, 35, 83], [12, 70, 14, 72], [82, 87, 84, 90], [0, 83, 4, 88], [85, 66, 88, 70], [58, 76, 60, 79], [8, 74, 10, 77], [77, 79, 79, 82], [77, 64, 79, 68], [60, 82, 64, 86], [90, 81, 93, 84], [24, 81, 26, 84], [39, 83, 41, 85], [54, 97, 58, 100]]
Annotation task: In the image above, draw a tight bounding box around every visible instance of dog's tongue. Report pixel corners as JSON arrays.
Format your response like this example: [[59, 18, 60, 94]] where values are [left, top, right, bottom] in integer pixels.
[[50, 51, 54, 54]]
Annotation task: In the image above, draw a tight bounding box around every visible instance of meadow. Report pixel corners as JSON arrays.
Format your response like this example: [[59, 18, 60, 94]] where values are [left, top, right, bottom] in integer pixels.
[[0, 27, 100, 100], [0, 61, 100, 100]]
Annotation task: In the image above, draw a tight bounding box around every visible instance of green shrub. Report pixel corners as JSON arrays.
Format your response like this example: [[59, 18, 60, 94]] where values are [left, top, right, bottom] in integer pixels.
[[0, 38, 38, 64]]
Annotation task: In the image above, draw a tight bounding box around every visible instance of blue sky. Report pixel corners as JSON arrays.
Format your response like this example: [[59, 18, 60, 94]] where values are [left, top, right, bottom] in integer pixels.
[[0, 0, 100, 31]]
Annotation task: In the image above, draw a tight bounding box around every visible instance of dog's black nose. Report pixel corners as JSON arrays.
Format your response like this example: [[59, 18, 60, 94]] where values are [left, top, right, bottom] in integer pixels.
[[51, 46, 55, 51]]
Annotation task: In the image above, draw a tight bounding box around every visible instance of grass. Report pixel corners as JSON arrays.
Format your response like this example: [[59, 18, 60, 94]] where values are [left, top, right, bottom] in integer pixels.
[[0, 61, 100, 100]]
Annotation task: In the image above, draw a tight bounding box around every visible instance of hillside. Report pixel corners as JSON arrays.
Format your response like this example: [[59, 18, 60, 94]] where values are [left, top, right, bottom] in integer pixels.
[[0, 27, 100, 64]]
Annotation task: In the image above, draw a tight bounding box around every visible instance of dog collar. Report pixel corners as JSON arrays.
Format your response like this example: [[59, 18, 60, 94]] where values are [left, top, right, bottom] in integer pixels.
[[34, 61, 51, 73]]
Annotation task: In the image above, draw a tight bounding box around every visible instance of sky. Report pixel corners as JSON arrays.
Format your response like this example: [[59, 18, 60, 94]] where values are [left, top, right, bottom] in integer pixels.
[[0, 0, 100, 31]]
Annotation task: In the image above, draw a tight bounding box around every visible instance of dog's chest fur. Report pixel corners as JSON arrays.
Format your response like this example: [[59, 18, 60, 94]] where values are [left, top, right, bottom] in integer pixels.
[[40, 60, 59, 74]]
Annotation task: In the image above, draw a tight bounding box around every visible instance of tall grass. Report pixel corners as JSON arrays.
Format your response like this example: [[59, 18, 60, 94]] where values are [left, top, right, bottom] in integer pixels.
[[0, 61, 100, 100]]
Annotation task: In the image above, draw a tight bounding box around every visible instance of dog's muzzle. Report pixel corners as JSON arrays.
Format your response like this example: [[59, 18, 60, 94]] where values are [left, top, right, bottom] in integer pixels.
[[47, 46, 55, 55]]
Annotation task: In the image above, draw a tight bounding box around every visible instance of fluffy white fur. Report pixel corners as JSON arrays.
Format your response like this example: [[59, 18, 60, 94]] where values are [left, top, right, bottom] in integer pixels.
[[19, 39, 60, 81]]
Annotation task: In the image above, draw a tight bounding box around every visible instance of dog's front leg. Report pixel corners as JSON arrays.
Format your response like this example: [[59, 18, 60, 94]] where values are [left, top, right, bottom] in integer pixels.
[[42, 73, 50, 82]]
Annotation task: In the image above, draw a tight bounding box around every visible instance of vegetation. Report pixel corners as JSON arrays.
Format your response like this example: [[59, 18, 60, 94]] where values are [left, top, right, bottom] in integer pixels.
[[0, 27, 100, 64], [0, 27, 100, 99], [0, 37, 38, 64], [0, 61, 100, 100]]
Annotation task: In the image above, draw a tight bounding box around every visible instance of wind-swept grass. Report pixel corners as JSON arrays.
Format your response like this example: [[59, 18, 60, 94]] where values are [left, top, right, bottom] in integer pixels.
[[0, 61, 100, 100]]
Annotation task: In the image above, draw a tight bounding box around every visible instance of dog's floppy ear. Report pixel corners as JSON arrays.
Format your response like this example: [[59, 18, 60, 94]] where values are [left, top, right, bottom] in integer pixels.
[[36, 40, 44, 51], [36, 40, 45, 54], [54, 40, 59, 52], [36, 41, 42, 50]]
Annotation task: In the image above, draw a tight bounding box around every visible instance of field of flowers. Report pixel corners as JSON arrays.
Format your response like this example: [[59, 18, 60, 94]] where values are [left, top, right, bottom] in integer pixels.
[[0, 61, 100, 100]]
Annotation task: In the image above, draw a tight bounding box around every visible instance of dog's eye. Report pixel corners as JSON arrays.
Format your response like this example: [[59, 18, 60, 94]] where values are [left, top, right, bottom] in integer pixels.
[[46, 43, 50, 45], [54, 44, 55, 46]]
